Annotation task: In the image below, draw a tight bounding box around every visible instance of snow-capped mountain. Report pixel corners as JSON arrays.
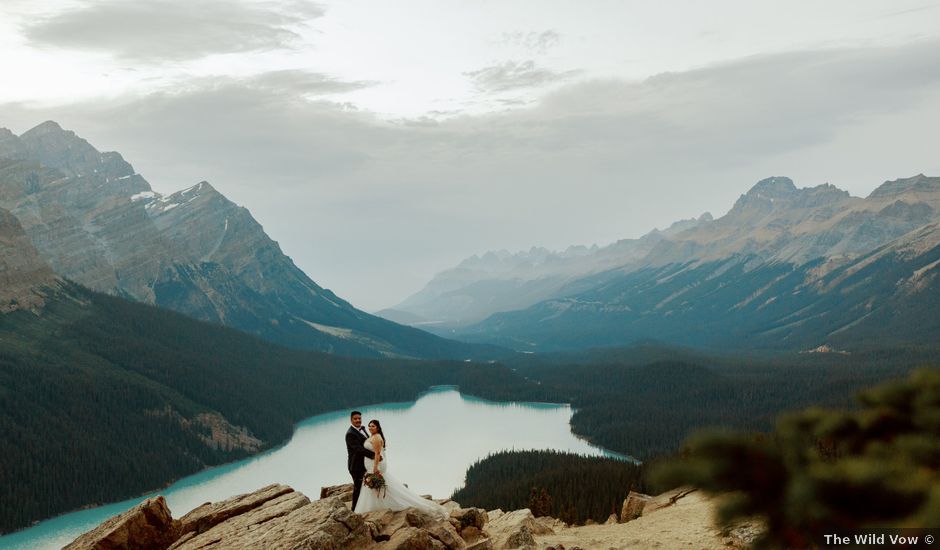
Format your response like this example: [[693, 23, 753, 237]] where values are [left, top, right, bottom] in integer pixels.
[[0, 121, 495, 359]]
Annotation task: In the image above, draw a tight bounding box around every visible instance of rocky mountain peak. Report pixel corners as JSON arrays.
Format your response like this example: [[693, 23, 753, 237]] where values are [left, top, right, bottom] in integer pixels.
[[0, 128, 18, 144], [869, 174, 940, 199], [458, 244, 608, 273], [729, 177, 855, 216], [17, 120, 134, 179], [185, 181, 224, 201], [657, 212, 714, 235], [792, 182, 852, 208], [21, 119, 66, 135], [0, 128, 27, 160], [19, 120, 82, 149], [747, 176, 797, 197], [729, 176, 798, 213], [141, 181, 228, 215], [193, 180, 216, 193], [0, 207, 57, 312], [562, 244, 599, 257]]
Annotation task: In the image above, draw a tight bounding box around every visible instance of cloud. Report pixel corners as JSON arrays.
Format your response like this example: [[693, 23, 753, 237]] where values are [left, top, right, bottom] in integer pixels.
[[246, 70, 376, 96], [22, 0, 324, 62], [498, 30, 562, 54], [3, 40, 939, 310], [465, 60, 581, 92], [878, 4, 940, 19]]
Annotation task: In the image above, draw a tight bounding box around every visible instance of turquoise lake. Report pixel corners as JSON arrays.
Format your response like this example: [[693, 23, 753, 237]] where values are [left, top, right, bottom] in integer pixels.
[[0, 386, 625, 550]]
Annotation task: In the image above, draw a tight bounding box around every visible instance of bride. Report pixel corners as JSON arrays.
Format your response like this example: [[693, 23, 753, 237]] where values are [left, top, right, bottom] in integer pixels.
[[353, 419, 448, 519]]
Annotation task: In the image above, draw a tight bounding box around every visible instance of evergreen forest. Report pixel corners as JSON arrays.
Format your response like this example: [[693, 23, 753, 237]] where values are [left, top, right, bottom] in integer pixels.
[[0, 283, 544, 533]]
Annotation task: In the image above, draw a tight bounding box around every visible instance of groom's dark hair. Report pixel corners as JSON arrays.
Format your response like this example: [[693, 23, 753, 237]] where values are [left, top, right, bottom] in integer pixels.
[[350, 410, 362, 419]]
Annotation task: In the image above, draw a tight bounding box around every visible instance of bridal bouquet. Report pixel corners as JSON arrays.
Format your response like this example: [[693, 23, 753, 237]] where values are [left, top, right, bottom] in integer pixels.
[[364, 472, 387, 497]]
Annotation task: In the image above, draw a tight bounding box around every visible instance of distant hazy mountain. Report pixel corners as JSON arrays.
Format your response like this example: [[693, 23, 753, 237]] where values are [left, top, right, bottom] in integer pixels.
[[381, 213, 712, 328], [425, 175, 940, 351], [0, 121, 497, 359]]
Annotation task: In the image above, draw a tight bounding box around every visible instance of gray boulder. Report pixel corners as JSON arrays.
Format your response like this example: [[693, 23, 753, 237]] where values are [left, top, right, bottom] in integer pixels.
[[63, 496, 179, 550]]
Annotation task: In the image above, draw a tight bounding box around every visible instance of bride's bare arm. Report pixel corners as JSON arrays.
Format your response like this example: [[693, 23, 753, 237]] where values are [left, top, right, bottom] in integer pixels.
[[370, 435, 383, 473]]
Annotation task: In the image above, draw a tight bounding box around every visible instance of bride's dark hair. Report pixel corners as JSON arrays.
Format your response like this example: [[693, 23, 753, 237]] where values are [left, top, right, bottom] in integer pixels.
[[368, 419, 386, 448]]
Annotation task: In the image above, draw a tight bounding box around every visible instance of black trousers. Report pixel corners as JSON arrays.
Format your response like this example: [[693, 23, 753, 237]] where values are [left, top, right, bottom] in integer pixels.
[[350, 470, 365, 510]]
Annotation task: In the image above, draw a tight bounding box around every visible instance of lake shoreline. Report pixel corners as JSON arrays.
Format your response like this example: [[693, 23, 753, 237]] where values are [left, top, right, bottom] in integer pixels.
[[2, 385, 619, 549], [0, 385, 464, 538]]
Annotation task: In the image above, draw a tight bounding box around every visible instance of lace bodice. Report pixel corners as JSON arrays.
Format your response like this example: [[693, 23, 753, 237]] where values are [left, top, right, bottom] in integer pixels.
[[364, 437, 387, 471]]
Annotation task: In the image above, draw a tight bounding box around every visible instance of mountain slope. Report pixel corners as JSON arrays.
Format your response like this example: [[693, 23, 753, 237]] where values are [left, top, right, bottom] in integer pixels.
[[384, 214, 712, 328], [453, 176, 940, 351], [0, 121, 499, 359], [0, 207, 57, 312]]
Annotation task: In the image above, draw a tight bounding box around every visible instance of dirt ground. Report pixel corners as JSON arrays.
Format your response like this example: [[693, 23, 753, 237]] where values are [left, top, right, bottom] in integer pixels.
[[534, 491, 733, 550]]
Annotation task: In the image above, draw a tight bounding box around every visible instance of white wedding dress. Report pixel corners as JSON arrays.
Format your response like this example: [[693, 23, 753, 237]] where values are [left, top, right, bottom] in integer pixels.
[[353, 437, 447, 519]]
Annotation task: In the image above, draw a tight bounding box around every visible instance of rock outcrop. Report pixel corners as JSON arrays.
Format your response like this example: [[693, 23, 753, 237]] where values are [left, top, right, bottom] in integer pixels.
[[170, 490, 369, 550], [66, 484, 503, 550], [64, 496, 180, 550], [619, 490, 651, 522], [483, 508, 554, 549], [319, 483, 355, 502], [174, 484, 296, 541], [68, 483, 746, 550]]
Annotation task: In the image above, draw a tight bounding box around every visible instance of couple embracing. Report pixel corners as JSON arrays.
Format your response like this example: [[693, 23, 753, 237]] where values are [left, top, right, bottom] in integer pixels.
[[345, 410, 447, 518]]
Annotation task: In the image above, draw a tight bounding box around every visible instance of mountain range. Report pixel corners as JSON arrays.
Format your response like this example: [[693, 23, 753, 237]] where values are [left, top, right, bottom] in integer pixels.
[[0, 121, 498, 359], [379, 214, 713, 327], [387, 175, 940, 351]]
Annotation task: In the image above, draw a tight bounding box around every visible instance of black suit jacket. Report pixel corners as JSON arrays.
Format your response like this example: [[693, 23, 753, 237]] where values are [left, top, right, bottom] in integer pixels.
[[346, 426, 376, 476]]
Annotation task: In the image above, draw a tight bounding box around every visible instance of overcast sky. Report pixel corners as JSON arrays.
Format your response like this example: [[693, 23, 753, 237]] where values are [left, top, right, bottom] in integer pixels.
[[2, 1, 940, 311]]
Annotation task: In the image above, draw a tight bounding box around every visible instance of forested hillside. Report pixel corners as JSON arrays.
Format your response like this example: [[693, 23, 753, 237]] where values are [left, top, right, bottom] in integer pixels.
[[0, 283, 540, 533], [508, 345, 939, 459], [453, 450, 647, 524], [451, 349, 939, 528]]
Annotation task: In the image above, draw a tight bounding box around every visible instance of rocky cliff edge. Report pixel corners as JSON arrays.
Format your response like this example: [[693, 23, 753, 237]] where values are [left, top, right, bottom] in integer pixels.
[[65, 483, 759, 550]]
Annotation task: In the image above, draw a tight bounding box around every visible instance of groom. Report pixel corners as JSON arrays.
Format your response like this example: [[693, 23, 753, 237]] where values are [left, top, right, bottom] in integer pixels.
[[345, 410, 377, 510]]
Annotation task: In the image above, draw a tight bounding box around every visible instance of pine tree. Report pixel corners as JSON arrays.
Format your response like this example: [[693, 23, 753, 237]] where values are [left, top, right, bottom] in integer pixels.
[[654, 368, 940, 549]]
